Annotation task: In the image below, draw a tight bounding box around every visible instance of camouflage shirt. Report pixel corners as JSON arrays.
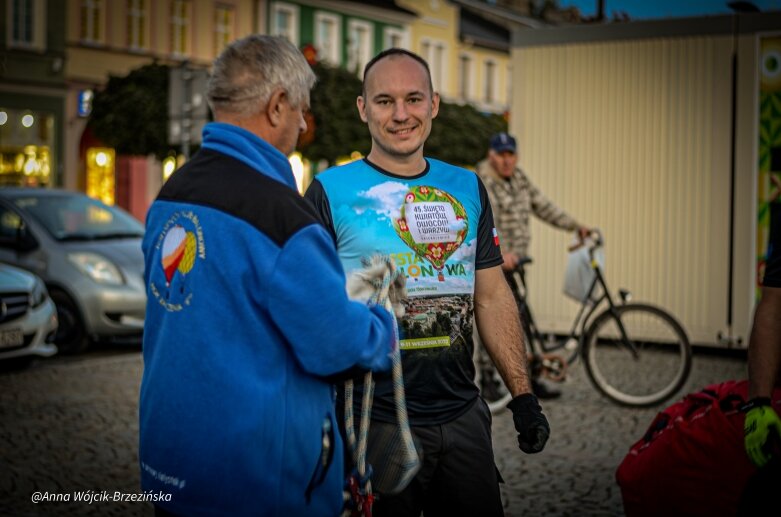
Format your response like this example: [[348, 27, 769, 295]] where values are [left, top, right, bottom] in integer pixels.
[[476, 159, 581, 257]]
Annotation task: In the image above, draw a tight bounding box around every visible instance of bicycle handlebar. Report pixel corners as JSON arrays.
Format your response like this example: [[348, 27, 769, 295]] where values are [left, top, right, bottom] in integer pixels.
[[568, 228, 604, 255], [510, 229, 603, 274]]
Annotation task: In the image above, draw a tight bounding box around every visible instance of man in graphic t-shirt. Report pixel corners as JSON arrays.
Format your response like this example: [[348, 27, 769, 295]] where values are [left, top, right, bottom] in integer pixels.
[[306, 48, 550, 517]]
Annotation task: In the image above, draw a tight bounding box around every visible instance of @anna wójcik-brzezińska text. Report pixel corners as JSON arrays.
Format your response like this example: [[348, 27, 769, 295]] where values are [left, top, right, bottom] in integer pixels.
[[31, 490, 172, 504]]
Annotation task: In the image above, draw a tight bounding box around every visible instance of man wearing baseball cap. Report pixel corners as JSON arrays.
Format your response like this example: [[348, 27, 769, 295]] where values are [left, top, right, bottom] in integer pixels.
[[475, 132, 593, 399]]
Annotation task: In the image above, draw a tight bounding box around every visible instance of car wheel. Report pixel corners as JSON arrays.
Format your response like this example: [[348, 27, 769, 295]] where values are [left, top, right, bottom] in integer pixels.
[[49, 289, 90, 354]]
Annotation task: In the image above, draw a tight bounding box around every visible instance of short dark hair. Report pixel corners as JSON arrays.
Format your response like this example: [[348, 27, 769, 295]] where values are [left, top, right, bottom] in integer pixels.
[[361, 48, 433, 97]]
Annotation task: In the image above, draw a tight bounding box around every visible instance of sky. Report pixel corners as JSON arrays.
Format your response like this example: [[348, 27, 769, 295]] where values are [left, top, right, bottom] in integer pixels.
[[557, 0, 781, 20]]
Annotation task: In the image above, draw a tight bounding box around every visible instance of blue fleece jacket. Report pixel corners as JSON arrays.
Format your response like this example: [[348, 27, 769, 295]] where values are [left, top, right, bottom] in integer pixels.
[[139, 122, 394, 516]]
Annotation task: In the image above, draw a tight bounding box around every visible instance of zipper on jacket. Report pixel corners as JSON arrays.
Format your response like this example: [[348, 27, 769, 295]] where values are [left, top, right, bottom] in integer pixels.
[[305, 416, 335, 503]]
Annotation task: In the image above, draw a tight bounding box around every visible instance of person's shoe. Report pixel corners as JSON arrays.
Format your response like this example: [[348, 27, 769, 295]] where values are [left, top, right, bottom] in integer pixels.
[[531, 378, 561, 400]]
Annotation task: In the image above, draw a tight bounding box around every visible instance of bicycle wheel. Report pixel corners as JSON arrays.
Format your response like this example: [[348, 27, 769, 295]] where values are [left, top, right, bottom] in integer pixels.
[[582, 303, 691, 407]]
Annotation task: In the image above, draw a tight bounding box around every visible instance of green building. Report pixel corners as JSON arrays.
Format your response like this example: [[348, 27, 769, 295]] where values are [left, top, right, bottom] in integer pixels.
[[266, 0, 416, 74]]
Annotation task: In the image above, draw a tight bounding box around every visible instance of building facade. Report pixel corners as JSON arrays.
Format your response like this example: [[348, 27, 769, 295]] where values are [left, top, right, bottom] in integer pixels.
[[63, 0, 261, 218], [0, 0, 68, 189]]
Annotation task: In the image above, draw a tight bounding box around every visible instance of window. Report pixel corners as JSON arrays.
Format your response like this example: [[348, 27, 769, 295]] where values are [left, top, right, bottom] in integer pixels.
[[270, 2, 299, 46], [383, 27, 408, 50], [484, 60, 496, 104], [421, 39, 446, 93], [214, 4, 235, 55], [80, 0, 104, 45], [458, 54, 472, 101], [0, 108, 54, 187], [127, 0, 147, 50], [170, 0, 192, 56], [347, 20, 373, 76], [8, 0, 45, 50], [314, 12, 340, 65]]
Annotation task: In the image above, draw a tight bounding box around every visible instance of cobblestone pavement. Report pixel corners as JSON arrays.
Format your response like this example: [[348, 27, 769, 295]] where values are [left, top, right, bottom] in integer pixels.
[[493, 350, 748, 516], [0, 349, 747, 516]]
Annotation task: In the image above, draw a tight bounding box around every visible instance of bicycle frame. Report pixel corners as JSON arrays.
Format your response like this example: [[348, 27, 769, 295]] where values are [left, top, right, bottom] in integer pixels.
[[511, 243, 636, 363], [483, 232, 693, 409]]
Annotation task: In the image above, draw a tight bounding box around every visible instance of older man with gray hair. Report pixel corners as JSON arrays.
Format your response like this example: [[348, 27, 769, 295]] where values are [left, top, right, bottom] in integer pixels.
[[139, 35, 397, 516]]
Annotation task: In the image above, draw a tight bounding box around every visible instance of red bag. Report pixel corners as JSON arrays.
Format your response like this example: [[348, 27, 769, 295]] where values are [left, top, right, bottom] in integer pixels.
[[616, 380, 780, 517]]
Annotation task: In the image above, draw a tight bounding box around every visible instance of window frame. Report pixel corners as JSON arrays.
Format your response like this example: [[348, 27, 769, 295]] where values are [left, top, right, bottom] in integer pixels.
[[214, 3, 236, 56], [80, 0, 106, 46], [458, 52, 474, 101], [270, 2, 300, 46], [383, 26, 409, 50], [313, 11, 341, 65], [127, 0, 149, 51], [483, 58, 497, 105], [420, 38, 447, 94], [170, 0, 193, 58], [7, 0, 46, 50], [347, 19, 373, 77]]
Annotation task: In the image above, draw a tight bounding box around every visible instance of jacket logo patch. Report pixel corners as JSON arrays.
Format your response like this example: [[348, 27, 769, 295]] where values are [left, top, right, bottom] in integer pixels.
[[150, 211, 206, 312]]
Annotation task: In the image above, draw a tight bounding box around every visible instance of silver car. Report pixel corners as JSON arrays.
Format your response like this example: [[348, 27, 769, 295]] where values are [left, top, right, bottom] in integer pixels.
[[0, 188, 146, 354], [0, 262, 58, 364]]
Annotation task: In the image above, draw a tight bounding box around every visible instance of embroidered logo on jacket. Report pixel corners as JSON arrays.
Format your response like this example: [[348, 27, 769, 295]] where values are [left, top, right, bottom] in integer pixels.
[[150, 211, 206, 312]]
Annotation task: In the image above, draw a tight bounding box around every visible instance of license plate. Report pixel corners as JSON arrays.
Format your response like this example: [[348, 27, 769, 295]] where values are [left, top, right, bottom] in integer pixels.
[[0, 328, 24, 349]]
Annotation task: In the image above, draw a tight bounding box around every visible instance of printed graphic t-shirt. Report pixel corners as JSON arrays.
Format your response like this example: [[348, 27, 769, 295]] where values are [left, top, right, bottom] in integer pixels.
[[306, 158, 503, 425]]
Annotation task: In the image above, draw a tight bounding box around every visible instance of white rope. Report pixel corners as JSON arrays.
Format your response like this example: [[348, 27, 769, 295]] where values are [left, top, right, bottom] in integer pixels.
[[343, 256, 420, 513]]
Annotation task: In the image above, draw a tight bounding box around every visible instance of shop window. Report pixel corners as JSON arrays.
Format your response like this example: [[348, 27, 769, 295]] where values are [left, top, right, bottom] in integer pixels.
[[85, 148, 116, 206], [0, 108, 54, 187]]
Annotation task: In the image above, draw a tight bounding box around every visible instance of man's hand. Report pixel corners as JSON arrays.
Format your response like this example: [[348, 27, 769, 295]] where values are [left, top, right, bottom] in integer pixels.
[[387, 267, 407, 318], [576, 226, 593, 241], [346, 255, 407, 318], [743, 398, 781, 467], [506, 393, 550, 453]]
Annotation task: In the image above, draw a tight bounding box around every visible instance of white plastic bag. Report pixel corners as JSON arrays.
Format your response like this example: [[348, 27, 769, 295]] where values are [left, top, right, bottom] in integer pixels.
[[563, 238, 605, 302]]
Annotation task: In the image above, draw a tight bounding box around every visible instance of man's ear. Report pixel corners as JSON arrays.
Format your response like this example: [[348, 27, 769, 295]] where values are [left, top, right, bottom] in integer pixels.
[[357, 95, 368, 123], [266, 89, 287, 127], [431, 92, 440, 120]]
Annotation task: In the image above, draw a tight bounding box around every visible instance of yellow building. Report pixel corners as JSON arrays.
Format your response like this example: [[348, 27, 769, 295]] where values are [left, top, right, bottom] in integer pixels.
[[63, 0, 261, 213], [397, 0, 538, 116]]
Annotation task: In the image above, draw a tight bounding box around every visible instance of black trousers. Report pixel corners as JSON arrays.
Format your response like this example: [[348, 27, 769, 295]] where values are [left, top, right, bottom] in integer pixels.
[[372, 398, 504, 517]]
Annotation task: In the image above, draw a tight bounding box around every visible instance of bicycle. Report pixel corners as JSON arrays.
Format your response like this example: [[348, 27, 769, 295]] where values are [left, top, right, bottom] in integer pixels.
[[475, 230, 692, 411]]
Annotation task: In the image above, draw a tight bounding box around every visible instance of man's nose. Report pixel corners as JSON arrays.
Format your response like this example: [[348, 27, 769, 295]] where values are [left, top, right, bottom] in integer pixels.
[[392, 101, 409, 121]]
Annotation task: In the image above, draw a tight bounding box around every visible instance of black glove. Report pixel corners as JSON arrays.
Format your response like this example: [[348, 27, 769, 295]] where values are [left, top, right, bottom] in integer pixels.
[[507, 393, 550, 454]]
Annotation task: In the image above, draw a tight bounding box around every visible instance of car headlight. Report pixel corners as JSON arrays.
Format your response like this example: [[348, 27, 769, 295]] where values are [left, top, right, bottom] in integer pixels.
[[69, 252, 125, 286], [30, 277, 48, 308]]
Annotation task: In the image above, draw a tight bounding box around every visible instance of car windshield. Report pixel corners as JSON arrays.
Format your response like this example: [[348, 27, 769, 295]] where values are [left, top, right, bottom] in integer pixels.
[[13, 194, 144, 241]]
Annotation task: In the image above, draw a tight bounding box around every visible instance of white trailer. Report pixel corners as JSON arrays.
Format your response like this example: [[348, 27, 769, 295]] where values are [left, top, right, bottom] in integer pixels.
[[509, 12, 781, 347]]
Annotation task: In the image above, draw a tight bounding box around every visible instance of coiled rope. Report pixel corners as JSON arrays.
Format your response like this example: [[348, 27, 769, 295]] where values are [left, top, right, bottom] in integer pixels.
[[343, 256, 419, 516]]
